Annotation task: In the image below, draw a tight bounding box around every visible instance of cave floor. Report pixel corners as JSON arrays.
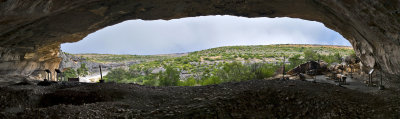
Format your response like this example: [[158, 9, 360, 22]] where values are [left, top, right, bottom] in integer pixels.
[[1, 79, 400, 119], [306, 75, 381, 94]]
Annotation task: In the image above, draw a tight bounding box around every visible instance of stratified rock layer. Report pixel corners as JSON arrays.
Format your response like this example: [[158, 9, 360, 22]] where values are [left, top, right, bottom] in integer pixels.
[[0, 0, 399, 83]]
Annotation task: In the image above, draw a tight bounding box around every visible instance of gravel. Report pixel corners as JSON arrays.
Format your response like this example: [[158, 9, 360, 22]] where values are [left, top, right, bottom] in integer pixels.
[[0, 79, 398, 118]]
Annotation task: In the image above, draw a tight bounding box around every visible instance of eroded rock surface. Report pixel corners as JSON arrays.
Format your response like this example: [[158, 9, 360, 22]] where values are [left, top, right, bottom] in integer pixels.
[[0, 44, 60, 81], [0, 0, 399, 84], [58, 52, 138, 75]]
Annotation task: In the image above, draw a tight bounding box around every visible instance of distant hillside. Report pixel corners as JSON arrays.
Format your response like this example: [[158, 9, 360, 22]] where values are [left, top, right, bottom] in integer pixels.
[[191, 44, 353, 58], [103, 44, 356, 85], [67, 44, 353, 64], [128, 44, 355, 73], [59, 52, 174, 82], [72, 54, 171, 63]]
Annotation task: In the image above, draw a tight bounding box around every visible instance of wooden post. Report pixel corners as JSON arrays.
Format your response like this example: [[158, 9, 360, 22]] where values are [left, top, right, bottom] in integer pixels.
[[77, 69, 80, 79], [282, 56, 285, 80], [99, 65, 104, 83]]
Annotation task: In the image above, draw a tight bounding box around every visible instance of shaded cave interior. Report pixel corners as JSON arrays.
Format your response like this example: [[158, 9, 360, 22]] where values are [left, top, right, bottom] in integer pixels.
[[0, 0, 399, 87]]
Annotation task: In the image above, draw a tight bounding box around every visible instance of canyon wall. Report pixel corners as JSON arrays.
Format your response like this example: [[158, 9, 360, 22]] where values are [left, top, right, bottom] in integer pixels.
[[58, 52, 138, 75], [0, 44, 60, 81], [0, 0, 399, 84]]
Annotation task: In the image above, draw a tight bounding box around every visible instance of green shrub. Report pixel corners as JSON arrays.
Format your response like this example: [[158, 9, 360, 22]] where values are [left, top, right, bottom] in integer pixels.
[[159, 65, 180, 86], [143, 78, 159, 86], [201, 76, 221, 85], [304, 49, 318, 61], [63, 68, 77, 80], [251, 63, 277, 79], [288, 54, 304, 69], [179, 77, 197, 86], [215, 62, 254, 82], [104, 68, 129, 82], [77, 63, 89, 77]]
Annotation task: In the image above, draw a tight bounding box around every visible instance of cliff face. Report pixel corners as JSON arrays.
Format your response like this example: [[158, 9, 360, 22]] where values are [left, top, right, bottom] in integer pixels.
[[0, 0, 400, 82], [0, 44, 60, 81], [58, 52, 137, 75]]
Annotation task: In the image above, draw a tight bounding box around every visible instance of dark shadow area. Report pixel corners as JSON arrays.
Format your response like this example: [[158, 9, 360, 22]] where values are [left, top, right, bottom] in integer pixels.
[[0, 87, 35, 113], [39, 89, 126, 107]]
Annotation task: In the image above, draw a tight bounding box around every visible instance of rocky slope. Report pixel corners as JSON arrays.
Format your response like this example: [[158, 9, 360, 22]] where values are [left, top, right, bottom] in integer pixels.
[[58, 52, 139, 79], [0, 0, 400, 84]]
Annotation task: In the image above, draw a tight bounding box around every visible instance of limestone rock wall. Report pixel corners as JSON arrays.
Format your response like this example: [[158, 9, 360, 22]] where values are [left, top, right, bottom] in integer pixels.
[[58, 52, 138, 75], [0, 0, 399, 83], [0, 44, 60, 81]]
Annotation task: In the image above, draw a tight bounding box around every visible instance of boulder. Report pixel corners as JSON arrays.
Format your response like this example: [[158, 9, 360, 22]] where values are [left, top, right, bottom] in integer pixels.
[[287, 61, 325, 76]]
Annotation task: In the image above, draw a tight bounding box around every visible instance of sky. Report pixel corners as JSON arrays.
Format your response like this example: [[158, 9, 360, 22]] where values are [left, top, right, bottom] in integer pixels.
[[61, 15, 351, 55]]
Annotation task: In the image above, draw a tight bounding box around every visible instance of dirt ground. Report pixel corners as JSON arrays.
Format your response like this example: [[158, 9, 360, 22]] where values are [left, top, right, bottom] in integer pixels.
[[0, 79, 400, 119]]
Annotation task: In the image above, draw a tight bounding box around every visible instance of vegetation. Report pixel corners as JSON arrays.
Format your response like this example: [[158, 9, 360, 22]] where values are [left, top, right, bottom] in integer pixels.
[[159, 65, 181, 86], [287, 49, 343, 69], [62, 63, 89, 80], [77, 63, 89, 77], [73, 54, 172, 63], [63, 68, 77, 80], [102, 45, 355, 86]]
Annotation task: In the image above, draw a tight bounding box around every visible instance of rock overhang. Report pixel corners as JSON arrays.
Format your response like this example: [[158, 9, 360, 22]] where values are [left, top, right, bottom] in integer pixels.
[[0, 0, 399, 85]]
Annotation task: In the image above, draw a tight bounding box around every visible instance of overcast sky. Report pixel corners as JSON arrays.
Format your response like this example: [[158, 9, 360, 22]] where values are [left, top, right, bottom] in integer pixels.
[[61, 15, 351, 55]]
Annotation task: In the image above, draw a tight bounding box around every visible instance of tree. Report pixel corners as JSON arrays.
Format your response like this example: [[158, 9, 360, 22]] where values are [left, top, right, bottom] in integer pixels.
[[201, 76, 221, 85], [180, 76, 197, 86], [303, 49, 317, 61], [104, 68, 130, 82], [288, 54, 304, 69], [333, 52, 342, 63], [77, 63, 89, 77], [250, 63, 277, 80], [142, 77, 159, 86], [215, 62, 254, 82], [159, 65, 180, 86], [63, 68, 77, 80]]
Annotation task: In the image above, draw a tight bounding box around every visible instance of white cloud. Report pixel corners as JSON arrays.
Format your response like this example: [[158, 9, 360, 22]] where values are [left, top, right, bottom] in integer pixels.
[[61, 15, 351, 55]]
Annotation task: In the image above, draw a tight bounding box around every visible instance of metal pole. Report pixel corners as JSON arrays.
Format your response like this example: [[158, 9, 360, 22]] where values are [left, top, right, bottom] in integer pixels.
[[369, 73, 371, 86], [369, 74, 372, 86], [380, 71, 385, 90]]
